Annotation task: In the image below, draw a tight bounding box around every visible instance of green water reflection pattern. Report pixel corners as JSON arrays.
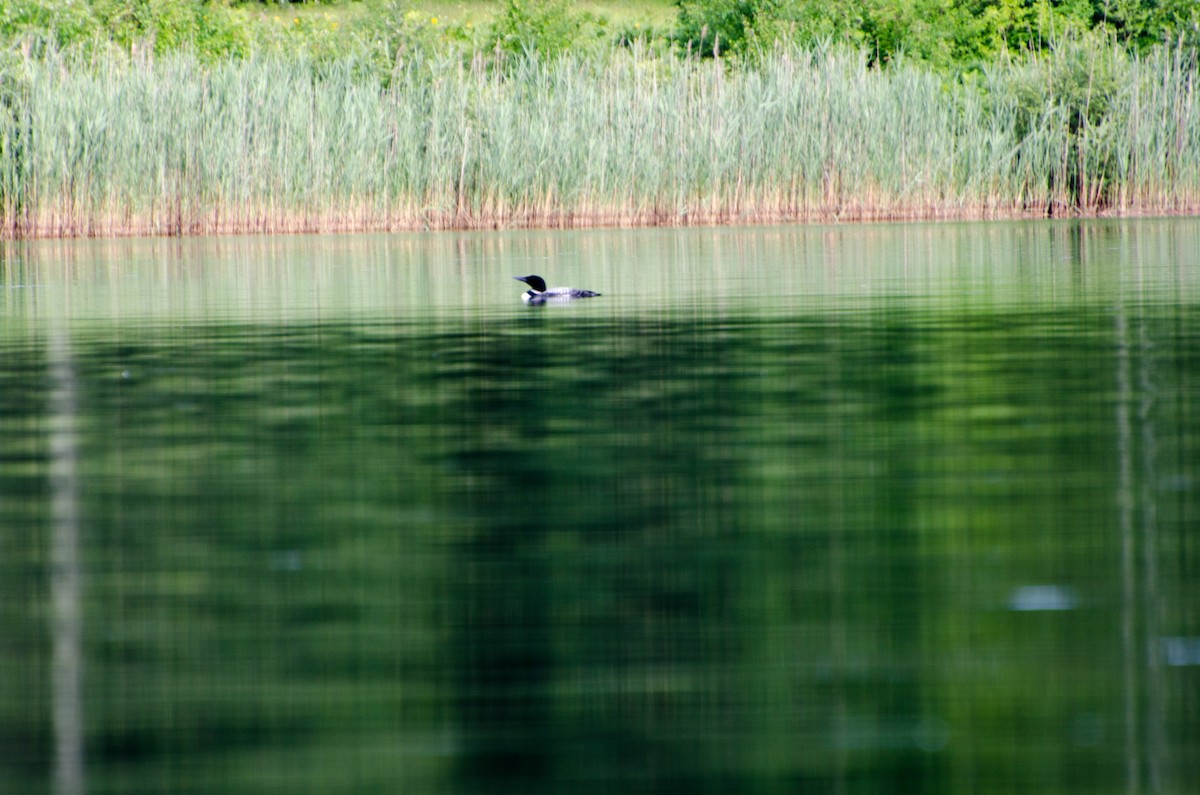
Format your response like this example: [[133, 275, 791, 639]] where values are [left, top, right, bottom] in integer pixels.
[[1, 220, 1198, 794]]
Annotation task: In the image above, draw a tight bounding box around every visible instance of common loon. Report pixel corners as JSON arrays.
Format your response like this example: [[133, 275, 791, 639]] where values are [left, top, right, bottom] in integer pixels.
[[514, 275, 601, 305]]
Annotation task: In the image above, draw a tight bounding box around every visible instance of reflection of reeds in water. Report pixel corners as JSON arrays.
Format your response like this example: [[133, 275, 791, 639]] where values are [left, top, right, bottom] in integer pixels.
[[2, 43, 1198, 238], [48, 328, 84, 795]]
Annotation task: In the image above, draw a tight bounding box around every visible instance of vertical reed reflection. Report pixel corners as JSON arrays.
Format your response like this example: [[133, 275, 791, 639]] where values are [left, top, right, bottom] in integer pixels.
[[1117, 297, 1172, 794], [48, 329, 84, 795], [1138, 309, 1163, 794], [1116, 296, 1174, 794], [1115, 304, 1138, 793]]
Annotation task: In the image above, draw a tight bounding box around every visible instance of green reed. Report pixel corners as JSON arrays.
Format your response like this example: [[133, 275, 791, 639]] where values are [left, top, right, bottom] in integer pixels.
[[1, 40, 1197, 238]]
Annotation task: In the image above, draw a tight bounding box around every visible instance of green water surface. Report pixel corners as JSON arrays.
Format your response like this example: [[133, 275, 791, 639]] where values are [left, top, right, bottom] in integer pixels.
[[2, 219, 1198, 794]]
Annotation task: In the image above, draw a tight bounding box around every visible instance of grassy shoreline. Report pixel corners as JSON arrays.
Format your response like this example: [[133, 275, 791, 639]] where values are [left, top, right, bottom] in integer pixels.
[[3, 42, 1199, 239]]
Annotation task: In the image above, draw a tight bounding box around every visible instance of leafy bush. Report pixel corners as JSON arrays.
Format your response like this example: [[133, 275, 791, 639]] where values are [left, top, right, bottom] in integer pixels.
[[674, 0, 870, 60], [674, 0, 794, 59], [0, 0, 101, 53], [491, 0, 594, 59], [1098, 0, 1200, 50], [672, 0, 1200, 67], [196, 3, 253, 60]]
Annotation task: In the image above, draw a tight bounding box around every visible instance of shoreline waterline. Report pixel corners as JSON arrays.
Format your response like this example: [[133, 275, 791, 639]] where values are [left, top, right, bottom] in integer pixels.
[[6, 202, 1200, 240]]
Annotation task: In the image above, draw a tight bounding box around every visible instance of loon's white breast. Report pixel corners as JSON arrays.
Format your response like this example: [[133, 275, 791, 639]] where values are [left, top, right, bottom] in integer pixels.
[[514, 275, 601, 305]]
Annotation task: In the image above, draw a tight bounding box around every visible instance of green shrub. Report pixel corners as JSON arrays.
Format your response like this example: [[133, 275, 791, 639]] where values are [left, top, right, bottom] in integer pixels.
[[674, 0, 784, 58], [491, 0, 593, 59], [196, 3, 253, 60], [1098, 0, 1200, 50], [858, 0, 988, 67], [0, 0, 100, 52], [674, 0, 869, 60], [85, 0, 251, 60]]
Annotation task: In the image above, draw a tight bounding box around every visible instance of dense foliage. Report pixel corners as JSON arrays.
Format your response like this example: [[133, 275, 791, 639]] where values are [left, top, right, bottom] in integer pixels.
[[1, 0, 1197, 67], [674, 0, 1200, 65]]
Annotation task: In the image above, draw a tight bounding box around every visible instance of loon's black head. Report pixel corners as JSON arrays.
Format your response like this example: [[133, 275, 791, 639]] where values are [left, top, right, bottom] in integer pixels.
[[513, 275, 547, 293]]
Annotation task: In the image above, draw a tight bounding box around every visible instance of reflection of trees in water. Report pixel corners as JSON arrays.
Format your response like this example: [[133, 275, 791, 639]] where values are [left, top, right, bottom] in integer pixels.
[[15, 288, 1198, 793], [448, 326, 555, 790], [49, 328, 84, 795], [447, 319, 755, 791]]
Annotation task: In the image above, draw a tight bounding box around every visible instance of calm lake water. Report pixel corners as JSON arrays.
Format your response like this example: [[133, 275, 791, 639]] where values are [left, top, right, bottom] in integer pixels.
[[2, 219, 1199, 794]]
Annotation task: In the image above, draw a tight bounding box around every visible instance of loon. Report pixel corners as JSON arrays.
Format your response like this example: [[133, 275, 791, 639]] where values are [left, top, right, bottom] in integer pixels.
[[513, 275, 601, 305]]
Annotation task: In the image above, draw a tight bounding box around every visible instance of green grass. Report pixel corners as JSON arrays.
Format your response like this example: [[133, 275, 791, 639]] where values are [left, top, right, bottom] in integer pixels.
[[1, 39, 1198, 238]]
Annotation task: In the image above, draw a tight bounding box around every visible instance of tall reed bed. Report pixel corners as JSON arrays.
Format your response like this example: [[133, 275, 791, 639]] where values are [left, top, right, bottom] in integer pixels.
[[1, 41, 1198, 238]]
